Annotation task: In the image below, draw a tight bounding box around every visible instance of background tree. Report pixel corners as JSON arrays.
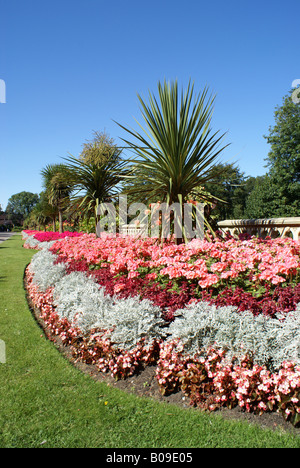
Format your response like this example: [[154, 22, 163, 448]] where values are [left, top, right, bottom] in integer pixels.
[[244, 175, 280, 218], [79, 130, 122, 166], [24, 191, 58, 231], [6, 191, 39, 226], [261, 90, 300, 217], [203, 163, 254, 220]]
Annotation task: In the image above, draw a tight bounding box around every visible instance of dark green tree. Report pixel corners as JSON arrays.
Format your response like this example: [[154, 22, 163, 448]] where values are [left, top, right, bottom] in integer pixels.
[[203, 163, 252, 220], [263, 90, 300, 216], [24, 191, 59, 231], [244, 175, 280, 218], [6, 191, 39, 225]]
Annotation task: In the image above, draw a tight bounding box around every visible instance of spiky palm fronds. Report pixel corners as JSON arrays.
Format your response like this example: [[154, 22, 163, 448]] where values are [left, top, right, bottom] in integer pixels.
[[117, 80, 229, 208]]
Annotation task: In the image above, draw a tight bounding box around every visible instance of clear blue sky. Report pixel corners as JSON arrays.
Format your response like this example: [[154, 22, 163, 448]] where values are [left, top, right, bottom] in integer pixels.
[[0, 0, 299, 210]]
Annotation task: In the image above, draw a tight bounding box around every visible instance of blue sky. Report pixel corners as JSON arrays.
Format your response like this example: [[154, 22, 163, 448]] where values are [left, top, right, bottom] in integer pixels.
[[0, 0, 299, 210]]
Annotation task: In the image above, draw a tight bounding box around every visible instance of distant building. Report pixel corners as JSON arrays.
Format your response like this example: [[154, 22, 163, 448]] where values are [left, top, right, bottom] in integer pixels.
[[0, 213, 13, 229]]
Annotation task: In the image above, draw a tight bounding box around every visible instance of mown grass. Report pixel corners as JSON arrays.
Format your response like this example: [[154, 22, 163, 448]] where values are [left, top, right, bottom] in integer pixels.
[[0, 234, 300, 448]]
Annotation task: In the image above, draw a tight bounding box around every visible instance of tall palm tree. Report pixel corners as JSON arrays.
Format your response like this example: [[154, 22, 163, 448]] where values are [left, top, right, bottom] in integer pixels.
[[41, 164, 72, 233], [117, 79, 229, 242]]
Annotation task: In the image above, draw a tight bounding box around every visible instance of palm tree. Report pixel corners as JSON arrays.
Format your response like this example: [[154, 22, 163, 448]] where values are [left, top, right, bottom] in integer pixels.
[[41, 164, 72, 233], [34, 191, 59, 231], [62, 154, 128, 232], [117, 79, 229, 242], [29, 205, 49, 231]]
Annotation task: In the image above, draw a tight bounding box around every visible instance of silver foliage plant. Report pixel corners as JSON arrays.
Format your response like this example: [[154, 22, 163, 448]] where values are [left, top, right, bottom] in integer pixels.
[[28, 247, 300, 369], [52, 271, 114, 334], [28, 249, 66, 292], [29, 251, 167, 350], [105, 296, 167, 350], [168, 302, 300, 371], [52, 272, 167, 349], [24, 234, 62, 251], [24, 235, 42, 250]]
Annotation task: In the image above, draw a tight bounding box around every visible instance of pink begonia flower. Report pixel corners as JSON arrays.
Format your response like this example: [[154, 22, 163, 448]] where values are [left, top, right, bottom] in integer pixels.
[[114, 283, 126, 293], [48, 232, 300, 294]]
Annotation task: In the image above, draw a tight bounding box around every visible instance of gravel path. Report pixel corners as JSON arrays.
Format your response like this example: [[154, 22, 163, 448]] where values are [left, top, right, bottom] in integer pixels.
[[0, 232, 16, 243]]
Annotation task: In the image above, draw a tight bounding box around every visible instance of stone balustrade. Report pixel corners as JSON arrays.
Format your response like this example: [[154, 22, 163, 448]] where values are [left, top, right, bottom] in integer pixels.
[[120, 224, 148, 237], [119, 218, 300, 241], [217, 217, 300, 240]]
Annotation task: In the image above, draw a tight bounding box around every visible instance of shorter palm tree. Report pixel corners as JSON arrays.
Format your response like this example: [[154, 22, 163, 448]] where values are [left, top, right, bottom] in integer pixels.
[[62, 154, 128, 232], [41, 164, 72, 233]]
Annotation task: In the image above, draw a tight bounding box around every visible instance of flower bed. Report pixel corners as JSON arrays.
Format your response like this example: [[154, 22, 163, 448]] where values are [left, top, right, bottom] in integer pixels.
[[22, 230, 84, 250], [33, 231, 83, 243], [49, 233, 300, 319], [23, 231, 300, 426]]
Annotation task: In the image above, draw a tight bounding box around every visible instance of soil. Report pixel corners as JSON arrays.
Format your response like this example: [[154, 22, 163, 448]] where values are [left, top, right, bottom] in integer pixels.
[[25, 279, 300, 439]]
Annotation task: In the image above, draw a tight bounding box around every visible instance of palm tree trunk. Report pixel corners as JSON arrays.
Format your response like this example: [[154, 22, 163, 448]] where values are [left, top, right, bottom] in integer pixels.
[[52, 216, 56, 232], [58, 210, 64, 234]]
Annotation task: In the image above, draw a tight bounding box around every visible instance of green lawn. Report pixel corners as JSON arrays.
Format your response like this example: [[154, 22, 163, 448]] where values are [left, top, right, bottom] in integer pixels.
[[0, 234, 300, 448]]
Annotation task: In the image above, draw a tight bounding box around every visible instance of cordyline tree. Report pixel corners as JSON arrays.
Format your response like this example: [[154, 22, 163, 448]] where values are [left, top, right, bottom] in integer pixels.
[[40, 132, 127, 235], [117, 79, 229, 242]]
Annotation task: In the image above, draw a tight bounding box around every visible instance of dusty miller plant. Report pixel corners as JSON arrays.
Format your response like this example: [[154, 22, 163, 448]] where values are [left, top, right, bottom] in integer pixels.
[[52, 271, 115, 333], [104, 296, 167, 350], [168, 301, 300, 371], [52, 271, 167, 348], [28, 249, 66, 292]]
